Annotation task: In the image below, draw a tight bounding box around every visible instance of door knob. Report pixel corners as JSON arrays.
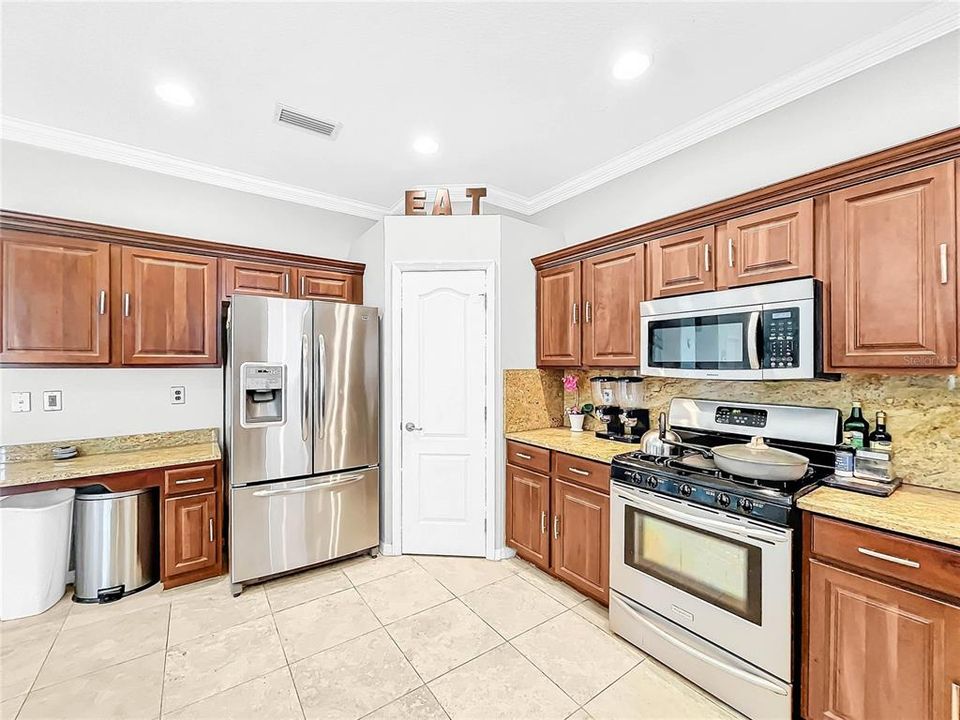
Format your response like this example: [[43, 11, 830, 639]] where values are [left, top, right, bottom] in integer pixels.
[[404, 422, 422, 432]]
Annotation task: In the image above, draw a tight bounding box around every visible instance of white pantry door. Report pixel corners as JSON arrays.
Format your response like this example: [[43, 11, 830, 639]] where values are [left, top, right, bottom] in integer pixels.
[[400, 270, 487, 556]]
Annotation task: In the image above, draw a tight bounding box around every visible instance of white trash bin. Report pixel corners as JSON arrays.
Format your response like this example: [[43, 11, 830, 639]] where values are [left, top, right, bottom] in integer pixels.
[[0, 488, 75, 620]]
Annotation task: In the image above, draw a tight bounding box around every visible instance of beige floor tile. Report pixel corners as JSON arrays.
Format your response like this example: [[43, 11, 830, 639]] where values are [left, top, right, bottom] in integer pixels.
[[584, 660, 743, 720], [163, 667, 304, 720], [386, 600, 502, 682], [0, 693, 25, 719], [19, 651, 164, 720], [35, 603, 168, 689], [461, 574, 566, 639], [273, 588, 380, 663], [413, 556, 515, 596], [518, 569, 589, 608], [512, 612, 641, 705], [342, 555, 418, 586], [0, 638, 50, 699], [62, 582, 171, 631], [291, 628, 421, 720], [567, 711, 593, 720], [163, 615, 286, 713], [573, 600, 611, 633], [356, 566, 453, 625], [429, 644, 577, 720], [265, 566, 352, 612], [0, 593, 71, 648], [167, 582, 271, 646], [365, 686, 448, 720], [503, 555, 536, 573]]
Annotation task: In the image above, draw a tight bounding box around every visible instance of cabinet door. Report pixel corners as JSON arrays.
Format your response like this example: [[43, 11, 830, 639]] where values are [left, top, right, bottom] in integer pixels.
[[536, 262, 581, 367], [828, 162, 957, 369], [295, 268, 360, 303], [163, 492, 219, 579], [719, 199, 814, 289], [506, 464, 550, 571], [806, 560, 960, 720], [121, 247, 219, 365], [1, 231, 111, 364], [221, 259, 291, 298], [551, 478, 609, 603], [648, 226, 716, 298], [582, 245, 644, 366]]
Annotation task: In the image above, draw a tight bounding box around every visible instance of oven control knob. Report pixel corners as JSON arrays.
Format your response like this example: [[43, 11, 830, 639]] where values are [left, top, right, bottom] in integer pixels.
[[645, 475, 658, 489], [739, 498, 755, 513], [679, 483, 693, 497], [717, 493, 730, 508]]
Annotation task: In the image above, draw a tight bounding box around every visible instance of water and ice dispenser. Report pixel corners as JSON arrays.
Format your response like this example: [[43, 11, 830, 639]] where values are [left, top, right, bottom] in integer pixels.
[[240, 362, 285, 427]]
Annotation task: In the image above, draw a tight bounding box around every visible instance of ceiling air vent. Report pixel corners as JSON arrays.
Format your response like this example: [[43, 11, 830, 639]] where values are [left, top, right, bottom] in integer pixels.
[[275, 104, 341, 139]]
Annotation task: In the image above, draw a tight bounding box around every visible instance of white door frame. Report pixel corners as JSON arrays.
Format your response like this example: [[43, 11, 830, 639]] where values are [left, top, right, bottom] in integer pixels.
[[390, 261, 497, 559]]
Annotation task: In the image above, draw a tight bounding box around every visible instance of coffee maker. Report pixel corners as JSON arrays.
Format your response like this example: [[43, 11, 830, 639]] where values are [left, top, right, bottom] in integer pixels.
[[590, 376, 623, 439], [617, 377, 649, 443]]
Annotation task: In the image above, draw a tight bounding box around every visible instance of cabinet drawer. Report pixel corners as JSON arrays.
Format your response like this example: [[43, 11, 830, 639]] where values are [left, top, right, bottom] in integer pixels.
[[810, 515, 960, 598], [506, 441, 551, 475], [552, 453, 609, 493], [164, 464, 217, 496]]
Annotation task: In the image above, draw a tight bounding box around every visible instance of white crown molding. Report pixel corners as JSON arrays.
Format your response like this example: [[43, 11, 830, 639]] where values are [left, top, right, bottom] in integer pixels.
[[0, 116, 390, 220]]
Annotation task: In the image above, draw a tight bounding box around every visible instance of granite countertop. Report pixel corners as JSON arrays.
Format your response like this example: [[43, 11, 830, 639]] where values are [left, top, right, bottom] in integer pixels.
[[0, 429, 221, 489], [505, 428, 629, 464], [798, 485, 960, 549]]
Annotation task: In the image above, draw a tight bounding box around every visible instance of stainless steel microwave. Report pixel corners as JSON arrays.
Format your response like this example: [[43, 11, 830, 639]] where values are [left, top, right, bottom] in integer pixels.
[[640, 278, 832, 380]]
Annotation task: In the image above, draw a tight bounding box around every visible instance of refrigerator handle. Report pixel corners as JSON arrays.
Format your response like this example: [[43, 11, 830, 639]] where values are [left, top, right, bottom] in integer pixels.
[[316, 333, 326, 438], [300, 333, 310, 441]]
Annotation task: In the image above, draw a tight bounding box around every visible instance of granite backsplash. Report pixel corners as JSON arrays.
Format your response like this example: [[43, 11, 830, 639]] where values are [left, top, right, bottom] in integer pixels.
[[503, 368, 959, 493]]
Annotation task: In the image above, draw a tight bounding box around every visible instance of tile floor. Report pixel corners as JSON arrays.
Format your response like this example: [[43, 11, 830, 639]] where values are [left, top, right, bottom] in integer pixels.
[[0, 554, 744, 720]]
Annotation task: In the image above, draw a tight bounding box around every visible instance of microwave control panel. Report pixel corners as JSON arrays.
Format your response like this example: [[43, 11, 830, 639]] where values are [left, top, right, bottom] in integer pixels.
[[762, 307, 800, 369], [715, 406, 767, 428]]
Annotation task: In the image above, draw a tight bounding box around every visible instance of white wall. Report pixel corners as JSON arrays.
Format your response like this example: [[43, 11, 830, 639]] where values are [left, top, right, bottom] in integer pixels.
[[0, 141, 375, 445], [529, 33, 960, 246]]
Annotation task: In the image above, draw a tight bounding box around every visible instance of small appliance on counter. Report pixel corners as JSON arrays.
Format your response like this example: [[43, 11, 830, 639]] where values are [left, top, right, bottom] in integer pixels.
[[590, 376, 651, 444], [617, 377, 649, 443], [590, 376, 623, 439]]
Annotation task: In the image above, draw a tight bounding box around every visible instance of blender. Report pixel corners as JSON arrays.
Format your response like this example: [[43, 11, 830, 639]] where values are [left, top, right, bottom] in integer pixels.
[[590, 376, 623, 439], [617, 376, 649, 443]]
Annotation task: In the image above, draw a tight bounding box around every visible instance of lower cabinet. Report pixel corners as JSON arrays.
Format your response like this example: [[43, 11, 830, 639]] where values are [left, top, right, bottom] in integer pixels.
[[163, 492, 220, 582], [506, 464, 550, 571], [551, 478, 609, 601]]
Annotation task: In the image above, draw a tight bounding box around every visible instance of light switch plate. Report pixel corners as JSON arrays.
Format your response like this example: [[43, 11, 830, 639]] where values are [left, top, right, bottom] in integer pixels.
[[171, 386, 186, 404], [11, 392, 31, 413], [42, 390, 63, 412]]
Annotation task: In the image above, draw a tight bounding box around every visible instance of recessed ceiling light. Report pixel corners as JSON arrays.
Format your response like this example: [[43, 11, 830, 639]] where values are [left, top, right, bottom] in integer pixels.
[[612, 51, 652, 81], [155, 82, 195, 108], [413, 136, 439, 155]]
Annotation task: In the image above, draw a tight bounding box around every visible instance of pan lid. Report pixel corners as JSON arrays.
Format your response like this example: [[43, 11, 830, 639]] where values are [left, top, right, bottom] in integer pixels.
[[713, 436, 808, 467]]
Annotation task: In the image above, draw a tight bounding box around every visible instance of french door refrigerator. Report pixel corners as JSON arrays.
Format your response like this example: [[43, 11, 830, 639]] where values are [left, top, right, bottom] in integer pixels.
[[225, 295, 379, 594]]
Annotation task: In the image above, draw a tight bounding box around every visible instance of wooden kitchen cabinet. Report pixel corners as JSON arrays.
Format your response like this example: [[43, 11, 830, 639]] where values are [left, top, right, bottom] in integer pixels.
[[163, 491, 220, 582], [221, 258, 292, 298], [0, 231, 111, 364], [536, 261, 582, 366], [718, 199, 814, 289], [120, 246, 219, 365], [582, 245, 645, 366], [827, 161, 957, 369], [647, 226, 716, 298], [505, 463, 551, 571], [551, 478, 609, 603], [295, 267, 361, 303]]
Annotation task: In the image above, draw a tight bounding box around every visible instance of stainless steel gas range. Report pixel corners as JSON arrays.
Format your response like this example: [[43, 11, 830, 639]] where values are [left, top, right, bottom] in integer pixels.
[[608, 398, 840, 720]]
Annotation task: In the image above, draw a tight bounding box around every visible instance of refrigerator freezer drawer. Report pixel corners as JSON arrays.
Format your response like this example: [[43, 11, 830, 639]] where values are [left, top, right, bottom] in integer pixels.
[[230, 467, 379, 585]]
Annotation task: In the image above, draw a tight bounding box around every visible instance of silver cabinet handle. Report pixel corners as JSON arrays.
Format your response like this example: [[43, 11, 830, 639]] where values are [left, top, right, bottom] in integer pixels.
[[98, 290, 107, 315], [856, 547, 920, 568], [571, 302, 579, 325], [404, 422, 422, 432], [941, 243, 949, 285], [703, 243, 711, 272], [209, 518, 214, 543], [252, 474, 364, 497], [727, 238, 735, 268], [175, 477, 205, 485], [567, 467, 590, 476], [316, 333, 326, 439], [284, 273, 290, 295], [515, 452, 532, 460], [300, 275, 306, 296], [123, 292, 131, 317], [584, 300, 592, 323], [540, 511, 547, 534], [553, 515, 560, 540], [951, 681, 959, 720]]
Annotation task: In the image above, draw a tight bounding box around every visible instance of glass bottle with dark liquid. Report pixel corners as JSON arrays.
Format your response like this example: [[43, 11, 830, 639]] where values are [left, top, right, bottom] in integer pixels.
[[843, 401, 870, 449], [868, 410, 893, 450]]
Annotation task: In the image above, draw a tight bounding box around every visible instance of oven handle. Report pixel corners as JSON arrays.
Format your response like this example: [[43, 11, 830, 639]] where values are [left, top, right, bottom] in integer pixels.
[[747, 310, 761, 370], [615, 488, 788, 544], [614, 595, 788, 697]]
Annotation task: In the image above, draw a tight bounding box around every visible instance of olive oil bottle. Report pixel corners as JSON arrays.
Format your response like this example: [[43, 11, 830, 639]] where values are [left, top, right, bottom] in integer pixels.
[[843, 401, 870, 449]]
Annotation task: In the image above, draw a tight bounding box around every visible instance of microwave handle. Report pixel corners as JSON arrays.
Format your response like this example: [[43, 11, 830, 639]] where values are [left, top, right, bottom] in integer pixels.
[[747, 311, 761, 370]]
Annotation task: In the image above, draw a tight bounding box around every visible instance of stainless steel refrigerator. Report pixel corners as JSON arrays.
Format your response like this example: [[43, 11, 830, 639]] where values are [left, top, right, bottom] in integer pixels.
[[225, 295, 379, 594]]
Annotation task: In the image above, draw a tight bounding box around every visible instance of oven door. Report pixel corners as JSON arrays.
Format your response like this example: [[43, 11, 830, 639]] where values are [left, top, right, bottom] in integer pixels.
[[610, 482, 792, 680], [640, 306, 762, 380]]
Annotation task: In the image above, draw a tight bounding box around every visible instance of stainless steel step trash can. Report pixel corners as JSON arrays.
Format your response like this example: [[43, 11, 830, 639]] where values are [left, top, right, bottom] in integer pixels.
[[73, 486, 159, 603]]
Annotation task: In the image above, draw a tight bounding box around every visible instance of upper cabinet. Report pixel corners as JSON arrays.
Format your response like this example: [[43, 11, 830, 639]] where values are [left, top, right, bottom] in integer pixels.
[[0, 231, 111, 364], [221, 258, 292, 299], [582, 246, 645, 366], [296, 268, 362, 303], [647, 226, 716, 298], [718, 199, 814, 289], [121, 247, 219, 365], [827, 161, 957, 369], [536, 261, 582, 367]]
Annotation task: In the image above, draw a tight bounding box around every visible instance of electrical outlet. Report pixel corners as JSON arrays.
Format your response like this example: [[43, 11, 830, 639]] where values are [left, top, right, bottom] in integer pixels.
[[171, 386, 186, 404], [42, 390, 63, 412], [10, 392, 31, 413]]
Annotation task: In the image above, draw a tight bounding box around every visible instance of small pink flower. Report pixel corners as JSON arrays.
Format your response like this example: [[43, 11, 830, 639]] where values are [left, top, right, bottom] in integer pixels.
[[562, 374, 579, 392]]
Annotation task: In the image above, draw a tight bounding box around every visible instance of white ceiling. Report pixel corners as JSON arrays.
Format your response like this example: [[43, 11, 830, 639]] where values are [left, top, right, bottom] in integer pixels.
[[1, 2, 956, 218]]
